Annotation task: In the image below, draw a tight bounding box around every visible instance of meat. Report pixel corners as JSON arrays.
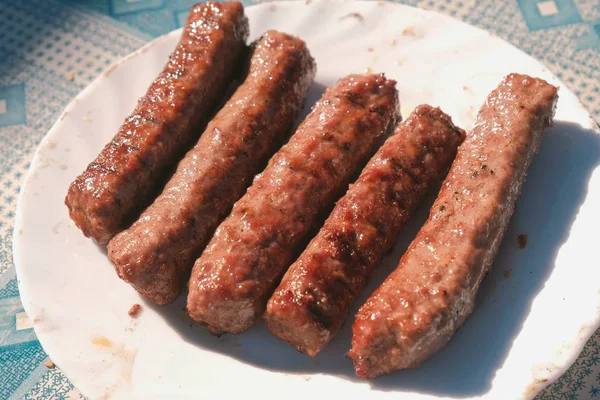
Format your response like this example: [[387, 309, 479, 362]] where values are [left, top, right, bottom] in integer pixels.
[[187, 74, 400, 334], [349, 73, 558, 378], [65, 2, 249, 244], [107, 31, 316, 305], [264, 105, 465, 357]]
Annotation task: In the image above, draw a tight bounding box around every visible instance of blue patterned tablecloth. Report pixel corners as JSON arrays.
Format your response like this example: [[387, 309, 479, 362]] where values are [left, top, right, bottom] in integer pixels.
[[0, 0, 599, 399]]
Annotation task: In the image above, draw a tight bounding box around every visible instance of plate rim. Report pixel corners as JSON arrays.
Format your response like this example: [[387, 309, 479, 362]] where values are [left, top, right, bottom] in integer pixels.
[[13, 1, 600, 399]]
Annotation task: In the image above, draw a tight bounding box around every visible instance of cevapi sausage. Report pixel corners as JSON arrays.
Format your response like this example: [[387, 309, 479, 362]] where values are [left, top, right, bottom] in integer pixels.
[[264, 105, 465, 357], [187, 74, 400, 334], [107, 31, 316, 305], [349, 73, 558, 379], [65, 2, 249, 244]]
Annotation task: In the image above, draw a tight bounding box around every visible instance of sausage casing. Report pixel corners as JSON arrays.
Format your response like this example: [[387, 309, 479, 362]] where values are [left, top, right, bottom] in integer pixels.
[[107, 31, 316, 305], [187, 74, 400, 334], [349, 73, 558, 379], [264, 105, 465, 356], [65, 2, 249, 244]]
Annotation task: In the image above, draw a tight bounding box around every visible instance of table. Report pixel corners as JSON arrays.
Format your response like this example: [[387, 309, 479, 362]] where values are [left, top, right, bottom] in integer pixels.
[[0, 0, 598, 398]]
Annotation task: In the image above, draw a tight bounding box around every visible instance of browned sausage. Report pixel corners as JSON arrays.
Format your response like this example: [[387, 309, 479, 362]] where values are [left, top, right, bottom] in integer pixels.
[[65, 2, 249, 244], [107, 31, 316, 305], [349, 73, 558, 379], [187, 74, 400, 334], [264, 105, 465, 357]]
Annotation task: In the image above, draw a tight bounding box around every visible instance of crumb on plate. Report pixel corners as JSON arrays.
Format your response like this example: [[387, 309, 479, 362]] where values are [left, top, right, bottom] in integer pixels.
[[402, 25, 416, 36], [339, 12, 364, 23], [518, 234, 528, 249], [128, 303, 142, 317]]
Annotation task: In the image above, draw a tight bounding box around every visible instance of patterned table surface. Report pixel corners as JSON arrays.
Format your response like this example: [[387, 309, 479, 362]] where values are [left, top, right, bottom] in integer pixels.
[[1, 0, 599, 399]]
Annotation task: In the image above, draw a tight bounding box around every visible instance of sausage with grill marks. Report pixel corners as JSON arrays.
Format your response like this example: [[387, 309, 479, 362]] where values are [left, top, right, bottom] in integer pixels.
[[349, 73, 558, 379], [187, 74, 400, 334], [264, 105, 465, 357], [107, 31, 316, 305], [65, 2, 249, 244]]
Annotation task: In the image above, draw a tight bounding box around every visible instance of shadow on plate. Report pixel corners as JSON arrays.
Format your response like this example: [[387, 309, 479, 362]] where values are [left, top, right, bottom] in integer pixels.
[[151, 120, 600, 398]]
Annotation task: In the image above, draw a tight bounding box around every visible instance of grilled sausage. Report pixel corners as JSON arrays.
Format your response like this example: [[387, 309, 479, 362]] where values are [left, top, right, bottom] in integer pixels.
[[107, 31, 316, 305], [187, 74, 400, 334], [264, 105, 465, 356], [349, 73, 558, 379], [65, 2, 249, 244]]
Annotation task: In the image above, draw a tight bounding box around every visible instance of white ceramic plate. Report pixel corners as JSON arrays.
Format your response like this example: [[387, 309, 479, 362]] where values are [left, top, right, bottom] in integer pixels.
[[14, 1, 600, 399]]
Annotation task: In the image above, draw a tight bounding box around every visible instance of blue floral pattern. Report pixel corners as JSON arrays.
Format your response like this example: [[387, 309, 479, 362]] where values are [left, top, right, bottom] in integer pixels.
[[24, 368, 85, 400]]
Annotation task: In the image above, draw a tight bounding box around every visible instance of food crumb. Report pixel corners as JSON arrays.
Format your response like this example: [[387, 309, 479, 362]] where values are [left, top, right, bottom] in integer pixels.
[[83, 116, 92, 123], [395, 57, 407, 66], [365, 67, 374, 74], [92, 336, 112, 348], [44, 359, 55, 369], [339, 12, 364, 23], [367, 47, 374, 52], [402, 25, 416, 36], [304, 377, 311, 382], [518, 234, 528, 249], [503, 268, 512, 279], [462, 85, 472, 92], [47, 141, 57, 149], [313, 360, 321, 366], [67, 72, 75, 81], [390, 39, 397, 46], [234, 343, 242, 349], [59, 164, 68, 170], [128, 304, 142, 317]]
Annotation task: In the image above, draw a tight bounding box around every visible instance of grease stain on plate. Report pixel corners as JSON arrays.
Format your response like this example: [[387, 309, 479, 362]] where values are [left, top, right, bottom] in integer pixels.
[[91, 335, 139, 396], [102, 62, 121, 79], [524, 379, 549, 397], [92, 335, 113, 348], [339, 12, 364, 23]]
